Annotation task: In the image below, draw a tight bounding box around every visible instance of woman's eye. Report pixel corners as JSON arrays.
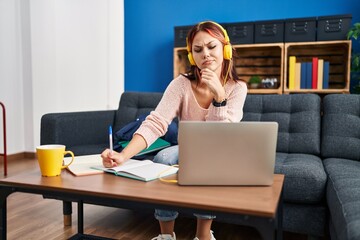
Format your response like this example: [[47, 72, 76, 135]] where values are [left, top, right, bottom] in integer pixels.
[[194, 48, 202, 53], [208, 45, 216, 49]]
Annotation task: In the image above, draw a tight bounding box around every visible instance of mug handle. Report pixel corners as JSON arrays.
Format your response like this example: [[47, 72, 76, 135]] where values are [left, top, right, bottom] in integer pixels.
[[62, 151, 75, 169]]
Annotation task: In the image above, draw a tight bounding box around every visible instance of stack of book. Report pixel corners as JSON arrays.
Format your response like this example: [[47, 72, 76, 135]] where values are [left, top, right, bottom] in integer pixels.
[[288, 56, 330, 90]]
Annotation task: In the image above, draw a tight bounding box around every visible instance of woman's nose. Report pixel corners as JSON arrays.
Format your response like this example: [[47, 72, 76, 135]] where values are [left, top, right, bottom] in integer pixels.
[[203, 49, 210, 58]]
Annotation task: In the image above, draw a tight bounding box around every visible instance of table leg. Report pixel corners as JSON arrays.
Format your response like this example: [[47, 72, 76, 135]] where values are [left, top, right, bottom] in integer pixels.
[[256, 219, 276, 240], [276, 190, 283, 240], [254, 186, 283, 240], [0, 188, 13, 240], [0, 196, 6, 240], [63, 200, 72, 226], [78, 200, 84, 235]]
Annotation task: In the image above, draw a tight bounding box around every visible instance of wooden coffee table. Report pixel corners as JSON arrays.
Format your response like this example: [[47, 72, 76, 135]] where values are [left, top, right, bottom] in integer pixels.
[[0, 170, 284, 240]]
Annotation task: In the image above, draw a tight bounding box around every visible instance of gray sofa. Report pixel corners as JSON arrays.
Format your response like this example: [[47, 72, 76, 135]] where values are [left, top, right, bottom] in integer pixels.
[[40, 92, 360, 239], [321, 94, 360, 240]]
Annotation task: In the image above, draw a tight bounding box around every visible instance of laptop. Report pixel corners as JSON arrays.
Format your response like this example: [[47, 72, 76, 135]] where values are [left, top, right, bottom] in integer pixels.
[[177, 121, 278, 186]]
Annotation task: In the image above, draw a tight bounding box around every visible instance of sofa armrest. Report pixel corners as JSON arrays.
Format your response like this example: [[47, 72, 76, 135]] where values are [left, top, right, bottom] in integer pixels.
[[41, 110, 116, 148]]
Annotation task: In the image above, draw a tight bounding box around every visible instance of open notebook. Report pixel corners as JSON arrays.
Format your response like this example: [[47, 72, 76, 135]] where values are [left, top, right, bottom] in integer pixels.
[[91, 159, 178, 182], [63, 154, 104, 176], [64, 154, 178, 181]]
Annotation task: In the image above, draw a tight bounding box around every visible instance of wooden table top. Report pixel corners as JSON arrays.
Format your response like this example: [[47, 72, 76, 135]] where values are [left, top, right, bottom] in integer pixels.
[[0, 170, 284, 218]]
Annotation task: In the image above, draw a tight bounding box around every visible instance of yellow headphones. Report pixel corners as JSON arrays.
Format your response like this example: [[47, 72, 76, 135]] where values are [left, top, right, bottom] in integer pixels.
[[186, 21, 232, 66]]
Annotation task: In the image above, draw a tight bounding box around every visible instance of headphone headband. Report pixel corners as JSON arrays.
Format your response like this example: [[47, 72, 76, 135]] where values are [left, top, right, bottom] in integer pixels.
[[198, 21, 230, 44], [186, 21, 232, 66]]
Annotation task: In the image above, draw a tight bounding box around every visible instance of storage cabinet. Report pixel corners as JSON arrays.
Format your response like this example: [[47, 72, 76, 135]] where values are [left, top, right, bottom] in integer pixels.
[[283, 40, 351, 94], [233, 43, 283, 94], [173, 47, 190, 78], [173, 43, 284, 94], [173, 40, 351, 94]]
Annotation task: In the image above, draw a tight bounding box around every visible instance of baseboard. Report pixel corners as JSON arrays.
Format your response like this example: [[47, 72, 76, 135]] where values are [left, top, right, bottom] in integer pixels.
[[0, 152, 36, 161]]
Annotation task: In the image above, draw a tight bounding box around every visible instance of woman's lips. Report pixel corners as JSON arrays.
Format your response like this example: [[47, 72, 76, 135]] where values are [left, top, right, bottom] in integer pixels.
[[202, 60, 213, 66]]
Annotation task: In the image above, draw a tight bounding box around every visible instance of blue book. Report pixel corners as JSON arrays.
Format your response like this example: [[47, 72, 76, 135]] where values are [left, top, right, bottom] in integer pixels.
[[306, 62, 312, 89], [300, 62, 307, 89], [323, 61, 330, 89]]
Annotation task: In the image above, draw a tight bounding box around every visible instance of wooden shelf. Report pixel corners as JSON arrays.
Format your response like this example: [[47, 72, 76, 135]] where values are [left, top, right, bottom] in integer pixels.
[[173, 43, 284, 94], [173, 47, 189, 78], [173, 40, 351, 95], [233, 43, 283, 94], [283, 40, 351, 94]]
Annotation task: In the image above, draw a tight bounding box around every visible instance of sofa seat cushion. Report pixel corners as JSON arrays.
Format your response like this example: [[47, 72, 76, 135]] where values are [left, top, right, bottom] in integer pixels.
[[275, 152, 327, 203], [283, 203, 326, 237], [324, 158, 360, 240]]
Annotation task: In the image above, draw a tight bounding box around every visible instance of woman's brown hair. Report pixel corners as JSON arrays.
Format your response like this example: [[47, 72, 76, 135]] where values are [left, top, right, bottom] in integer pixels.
[[184, 21, 240, 85]]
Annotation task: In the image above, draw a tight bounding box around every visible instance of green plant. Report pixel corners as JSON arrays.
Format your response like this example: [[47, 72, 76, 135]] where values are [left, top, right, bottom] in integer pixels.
[[248, 75, 261, 84], [347, 22, 360, 93]]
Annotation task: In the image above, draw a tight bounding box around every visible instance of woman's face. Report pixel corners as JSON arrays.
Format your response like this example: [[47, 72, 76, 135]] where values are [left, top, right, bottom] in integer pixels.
[[191, 31, 224, 75]]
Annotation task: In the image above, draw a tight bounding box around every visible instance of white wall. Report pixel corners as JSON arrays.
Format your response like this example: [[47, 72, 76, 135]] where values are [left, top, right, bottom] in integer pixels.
[[0, 0, 124, 155]]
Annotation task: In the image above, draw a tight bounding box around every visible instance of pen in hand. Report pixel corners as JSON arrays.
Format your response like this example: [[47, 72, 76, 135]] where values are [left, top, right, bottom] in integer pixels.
[[109, 125, 113, 154]]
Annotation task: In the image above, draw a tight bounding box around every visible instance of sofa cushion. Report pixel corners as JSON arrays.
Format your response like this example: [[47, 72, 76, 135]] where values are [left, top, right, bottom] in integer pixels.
[[324, 158, 360, 240], [322, 94, 360, 161], [283, 203, 326, 237], [113, 92, 163, 133], [243, 94, 321, 155], [275, 152, 327, 203]]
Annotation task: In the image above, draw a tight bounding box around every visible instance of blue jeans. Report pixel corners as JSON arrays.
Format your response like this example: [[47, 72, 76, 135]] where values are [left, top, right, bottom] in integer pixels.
[[153, 145, 216, 221]]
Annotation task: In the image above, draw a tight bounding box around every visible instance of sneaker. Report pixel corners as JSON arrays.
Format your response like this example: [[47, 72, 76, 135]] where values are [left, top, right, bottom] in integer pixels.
[[193, 230, 216, 240], [151, 232, 176, 240]]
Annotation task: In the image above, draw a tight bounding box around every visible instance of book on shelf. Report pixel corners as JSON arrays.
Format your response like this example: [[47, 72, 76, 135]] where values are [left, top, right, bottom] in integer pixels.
[[63, 154, 104, 176], [306, 62, 313, 89], [300, 62, 307, 89], [91, 159, 178, 182], [312, 57, 318, 89], [323, 61, 330, 89], [295, 62, 301, 90], [118, 138, 171, 156], [288, 56, 296, 90], [317, 59, 324, 89]]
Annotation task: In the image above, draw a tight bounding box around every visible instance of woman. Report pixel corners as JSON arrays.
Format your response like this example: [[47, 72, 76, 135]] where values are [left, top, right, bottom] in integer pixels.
[[101, 21, 247, 240]]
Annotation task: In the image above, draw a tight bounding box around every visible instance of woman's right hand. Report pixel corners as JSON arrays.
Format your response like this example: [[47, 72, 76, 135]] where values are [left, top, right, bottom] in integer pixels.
[[101, 149, 127, 168]]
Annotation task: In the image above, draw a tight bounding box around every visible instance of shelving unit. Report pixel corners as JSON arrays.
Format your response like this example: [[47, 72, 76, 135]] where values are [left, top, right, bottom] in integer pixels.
[[233, 43, 283, 94], [173, 47, 189, 78], [283, 40, 351, 94], [173, 43, 284, 94], [173, 40, 351, 95]]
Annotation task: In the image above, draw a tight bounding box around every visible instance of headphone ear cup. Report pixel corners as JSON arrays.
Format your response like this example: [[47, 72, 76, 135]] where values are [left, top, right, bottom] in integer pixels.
[[188, 52, 196, 66], [223, 44, 232, 60]]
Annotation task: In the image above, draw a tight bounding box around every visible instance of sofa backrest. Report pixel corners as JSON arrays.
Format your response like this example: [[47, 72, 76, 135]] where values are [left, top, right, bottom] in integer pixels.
[[114, 92, 322, 155], [322, 94, 360, 161], [242, 94, 321, 155], [113, 92, 163, 133]]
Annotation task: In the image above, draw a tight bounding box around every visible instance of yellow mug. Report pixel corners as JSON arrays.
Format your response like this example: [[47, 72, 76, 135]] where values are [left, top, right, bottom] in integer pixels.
[[36, 144, 74, 177]]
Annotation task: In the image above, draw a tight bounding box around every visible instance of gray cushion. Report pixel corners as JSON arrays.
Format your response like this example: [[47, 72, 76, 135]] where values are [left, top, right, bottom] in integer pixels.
[[324, 158, 360, 240], [275, 152, 327, 203], [283, 203, 326, 237], [41, 110, 116, 148], [113, 92, 163, 133], [243, 94, 321, 155], [322, 94, 360, 161]]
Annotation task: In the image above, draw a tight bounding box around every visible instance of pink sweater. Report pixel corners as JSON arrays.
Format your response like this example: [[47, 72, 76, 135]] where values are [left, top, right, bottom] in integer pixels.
[[135, 75, 248, 147]]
